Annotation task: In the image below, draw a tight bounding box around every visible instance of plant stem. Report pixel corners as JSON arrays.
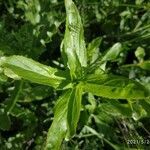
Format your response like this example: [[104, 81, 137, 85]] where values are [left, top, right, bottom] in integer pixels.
[[5, 80, 23, 114]]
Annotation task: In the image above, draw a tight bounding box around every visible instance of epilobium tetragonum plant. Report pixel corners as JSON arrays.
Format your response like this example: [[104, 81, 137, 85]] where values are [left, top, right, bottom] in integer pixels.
[[0, 0, 149, 149]]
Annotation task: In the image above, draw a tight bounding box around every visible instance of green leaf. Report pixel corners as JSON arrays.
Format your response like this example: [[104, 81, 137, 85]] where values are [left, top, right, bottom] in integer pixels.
[[45, 85, 83, 149], [0, 111, 11, 131], [98, 103, 132, 118], [138, 61, 150, 71], [62, 0, 87, 79], [101, 42, 123, 62], [87, 37, 102, 64], [1, 56, 69, 89], [18, 0, 41, 25], [83, 73, 149, 99], [67, 84, 83, 137], [44, 90, 71, 150], [135, 46, 145, 61]]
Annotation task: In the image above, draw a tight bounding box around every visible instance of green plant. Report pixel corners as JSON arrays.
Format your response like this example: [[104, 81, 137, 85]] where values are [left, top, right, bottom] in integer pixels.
[[0, 0, 149, 149]]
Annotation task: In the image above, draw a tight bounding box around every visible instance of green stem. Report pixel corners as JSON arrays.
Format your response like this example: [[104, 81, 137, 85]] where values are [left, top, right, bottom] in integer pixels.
[[5, 80, 23, 114], [120, 24, 150, 37]]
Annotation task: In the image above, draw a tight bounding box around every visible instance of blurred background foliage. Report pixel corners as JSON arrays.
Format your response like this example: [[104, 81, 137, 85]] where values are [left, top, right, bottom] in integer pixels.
[[0, 0, 150, 149]]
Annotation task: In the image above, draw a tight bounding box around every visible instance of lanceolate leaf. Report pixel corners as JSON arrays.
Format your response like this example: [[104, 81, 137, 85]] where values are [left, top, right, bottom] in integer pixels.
[[45, 85, 83, 149], [83, 73, 149, 99], [44, 90, 71, 150], [101, 42, 123, 62], [1, 56, 69, 89], [62, 0, 87, 78], [67, 84, 83, 137]]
